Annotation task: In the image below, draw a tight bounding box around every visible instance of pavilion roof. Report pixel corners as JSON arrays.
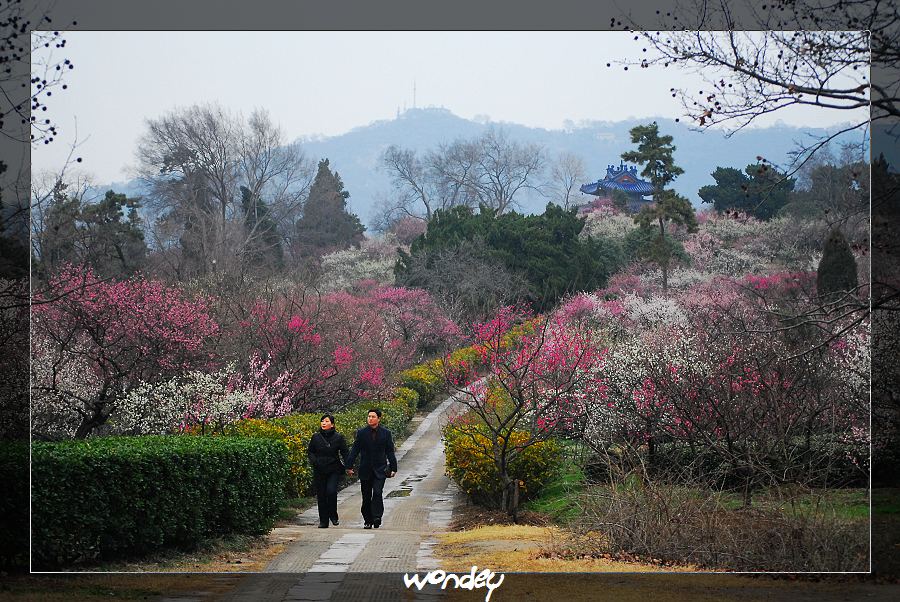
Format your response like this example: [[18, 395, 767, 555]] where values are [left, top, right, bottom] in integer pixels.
[[580, 161, 654, 196]]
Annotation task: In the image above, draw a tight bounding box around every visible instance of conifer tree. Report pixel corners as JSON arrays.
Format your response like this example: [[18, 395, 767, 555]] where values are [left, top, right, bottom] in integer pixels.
[[294, 159, 365, 257], [817, 228, 858, 301], [622, 122, 697, 292], [240, 186, 283, 272]]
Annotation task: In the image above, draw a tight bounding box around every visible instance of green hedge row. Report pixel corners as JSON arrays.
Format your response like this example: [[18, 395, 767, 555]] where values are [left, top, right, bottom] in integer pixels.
[[31, 435, 289, 568], [0, 441, 28, 570]]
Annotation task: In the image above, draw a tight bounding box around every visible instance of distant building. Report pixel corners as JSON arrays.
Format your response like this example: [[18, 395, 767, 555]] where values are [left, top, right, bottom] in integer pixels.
[[579, 161, 654, 213]]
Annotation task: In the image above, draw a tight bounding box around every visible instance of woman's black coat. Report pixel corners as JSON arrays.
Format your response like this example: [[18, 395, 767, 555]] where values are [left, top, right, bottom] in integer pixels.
[[307, 429, 349, 475]]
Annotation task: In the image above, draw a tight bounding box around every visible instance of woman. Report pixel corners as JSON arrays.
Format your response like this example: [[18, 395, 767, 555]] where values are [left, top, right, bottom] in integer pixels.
[[307, 413, 349, 528]]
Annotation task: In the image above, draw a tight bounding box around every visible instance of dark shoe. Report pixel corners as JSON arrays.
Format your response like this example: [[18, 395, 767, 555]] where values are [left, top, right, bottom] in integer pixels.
[[330, 517, 339, 526], [363, 522, 372, 529], [318, 523, 329, 528], [373, 519, 381, 529]]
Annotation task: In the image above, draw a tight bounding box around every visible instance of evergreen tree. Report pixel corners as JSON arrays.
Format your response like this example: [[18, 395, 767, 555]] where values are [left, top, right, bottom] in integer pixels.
[[698, 163, 794, 220], [37, 185, 80, 276], [294, 159, 365, 257], [621, 123, 697, 292], [78, 191, 148, 277], [36, 189, 147, 279], [817, 228, 858, 301], [398, 203, 622, 311]]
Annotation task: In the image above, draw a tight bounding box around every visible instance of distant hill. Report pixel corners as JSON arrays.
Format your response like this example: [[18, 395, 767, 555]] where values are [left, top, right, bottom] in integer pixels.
[[98, 107, 866, 228]]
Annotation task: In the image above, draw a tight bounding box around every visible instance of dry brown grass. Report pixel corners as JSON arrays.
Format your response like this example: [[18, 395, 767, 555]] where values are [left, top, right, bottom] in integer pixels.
[[436, 524, 699, 573]]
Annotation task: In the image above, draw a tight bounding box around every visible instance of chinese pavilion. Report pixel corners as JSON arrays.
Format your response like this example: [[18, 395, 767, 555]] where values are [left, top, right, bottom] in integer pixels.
[[579, 161, 654, 213]]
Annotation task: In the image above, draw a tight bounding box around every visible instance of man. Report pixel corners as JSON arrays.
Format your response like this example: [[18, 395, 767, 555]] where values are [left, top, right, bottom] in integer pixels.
[[345, 408, 398, 529]]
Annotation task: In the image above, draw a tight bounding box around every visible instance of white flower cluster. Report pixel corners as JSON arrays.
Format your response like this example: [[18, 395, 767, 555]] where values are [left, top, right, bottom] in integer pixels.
[[110, 364, 253, 435], [623, 294, 688, 327], [319, 247, 396, 292], [640, 268, 716, 290], [580, 212, 638, 242], [707, 247, 761, 276], [701, 213, 766, 243], [31, 333, 102, 440]]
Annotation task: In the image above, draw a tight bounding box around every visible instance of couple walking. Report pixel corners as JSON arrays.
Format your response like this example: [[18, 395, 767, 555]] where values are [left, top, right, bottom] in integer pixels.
[[306, 408, 398, 529]]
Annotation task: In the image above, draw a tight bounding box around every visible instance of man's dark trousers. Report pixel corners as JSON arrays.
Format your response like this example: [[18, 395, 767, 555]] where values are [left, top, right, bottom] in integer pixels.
[[359, 476, 386, 525], [345, 424, 397, 526], [314, 471, 341, 525]]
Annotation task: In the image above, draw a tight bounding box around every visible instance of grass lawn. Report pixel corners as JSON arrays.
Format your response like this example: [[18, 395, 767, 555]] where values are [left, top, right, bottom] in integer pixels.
[[521, 441, 588, 522]]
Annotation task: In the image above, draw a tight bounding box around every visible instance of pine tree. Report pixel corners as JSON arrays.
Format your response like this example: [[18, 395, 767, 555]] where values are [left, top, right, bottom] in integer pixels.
[[294, 159, 365, 257], [622, 123, 697, 292], [817, 228, 858, 301]]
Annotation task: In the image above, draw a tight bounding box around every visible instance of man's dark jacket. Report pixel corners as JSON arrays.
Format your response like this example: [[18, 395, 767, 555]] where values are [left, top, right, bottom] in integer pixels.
[[345, 425, 397, 480], [307, 429, 349, 475]]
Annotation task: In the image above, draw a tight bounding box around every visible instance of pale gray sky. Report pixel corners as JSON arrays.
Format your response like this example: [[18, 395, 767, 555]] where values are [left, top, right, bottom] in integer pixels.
[[32, 31, 868, 183]]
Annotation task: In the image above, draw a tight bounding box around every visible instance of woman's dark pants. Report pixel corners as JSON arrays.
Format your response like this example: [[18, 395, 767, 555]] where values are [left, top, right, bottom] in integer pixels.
[[314, 471, 341, 525]]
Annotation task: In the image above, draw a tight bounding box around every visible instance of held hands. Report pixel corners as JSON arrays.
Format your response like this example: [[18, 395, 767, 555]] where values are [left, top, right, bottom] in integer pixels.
[[346, 468, 354, 476]]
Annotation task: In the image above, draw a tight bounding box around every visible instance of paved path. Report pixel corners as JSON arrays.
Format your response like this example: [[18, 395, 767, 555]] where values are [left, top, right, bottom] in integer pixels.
[[219, 394, 465, 601]]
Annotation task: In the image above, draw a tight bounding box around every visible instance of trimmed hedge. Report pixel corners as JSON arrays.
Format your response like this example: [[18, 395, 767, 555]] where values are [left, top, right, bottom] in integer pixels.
[[442, 421, 561, 508], [31, 435, 289, 568]]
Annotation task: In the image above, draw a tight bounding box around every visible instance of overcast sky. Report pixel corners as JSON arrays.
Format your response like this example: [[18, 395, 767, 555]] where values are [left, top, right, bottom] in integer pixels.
[[31, 31, 868, 184]]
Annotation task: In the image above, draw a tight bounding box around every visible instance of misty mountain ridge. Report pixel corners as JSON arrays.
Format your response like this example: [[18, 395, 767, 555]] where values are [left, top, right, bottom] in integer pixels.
[[98, 107, 865, 228]]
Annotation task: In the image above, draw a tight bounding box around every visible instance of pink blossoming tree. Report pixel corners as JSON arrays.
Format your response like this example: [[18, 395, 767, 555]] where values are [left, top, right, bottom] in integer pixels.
[[31, 265, 219, 439]]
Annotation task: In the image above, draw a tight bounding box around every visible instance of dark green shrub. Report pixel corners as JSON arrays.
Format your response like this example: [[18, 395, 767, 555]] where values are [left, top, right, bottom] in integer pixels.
[[0, 441, 28, 570], [817, 227, 858, 300], [31, 435, 289, 568]]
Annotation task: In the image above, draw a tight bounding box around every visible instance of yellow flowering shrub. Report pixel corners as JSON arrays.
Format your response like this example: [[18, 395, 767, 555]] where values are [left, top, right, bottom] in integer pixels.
[[392, 387, 420, 418], [227, 416, 317, 496], [442, 421, 561, 508], [399, 362, 445, 406]]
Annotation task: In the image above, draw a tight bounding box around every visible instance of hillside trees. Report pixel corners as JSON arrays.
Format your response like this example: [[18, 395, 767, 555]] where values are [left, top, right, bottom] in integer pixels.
[[548, 151, 587, 210], [379, 127, 545, 225], [136, 104, 313, 280], [33, 188, 148, 279], [397, 204, 622, 314]]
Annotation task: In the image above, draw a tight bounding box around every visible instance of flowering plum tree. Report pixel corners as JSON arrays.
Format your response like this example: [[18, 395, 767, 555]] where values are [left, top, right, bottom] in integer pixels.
[[446, 305, 606, 520], [371, 285, 462, 357], [214, 283, 460, 412], [575, 275, 869, 504], [31, 265, 219, 439]]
